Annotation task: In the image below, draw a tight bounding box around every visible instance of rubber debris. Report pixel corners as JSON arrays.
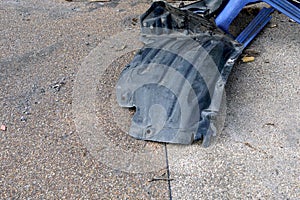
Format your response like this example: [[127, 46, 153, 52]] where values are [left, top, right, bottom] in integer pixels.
[[116, 1, 243, 146]]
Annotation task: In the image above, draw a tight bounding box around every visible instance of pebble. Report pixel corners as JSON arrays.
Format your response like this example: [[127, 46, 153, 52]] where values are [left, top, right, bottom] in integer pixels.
[[0, 124, 6, 131], [268, 23, 277, 28], [21, 116, 27, 122]]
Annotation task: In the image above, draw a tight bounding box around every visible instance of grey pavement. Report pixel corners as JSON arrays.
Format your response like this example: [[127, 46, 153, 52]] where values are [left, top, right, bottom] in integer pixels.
[[0, 0, 299, 199], [168, 8, 300, 199]]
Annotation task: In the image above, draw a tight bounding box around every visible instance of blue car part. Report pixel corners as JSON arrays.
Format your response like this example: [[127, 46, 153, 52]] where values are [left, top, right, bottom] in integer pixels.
[[180, 0, 274, 48], [235, 7, 274, 47], [215, 0, 300, 34]]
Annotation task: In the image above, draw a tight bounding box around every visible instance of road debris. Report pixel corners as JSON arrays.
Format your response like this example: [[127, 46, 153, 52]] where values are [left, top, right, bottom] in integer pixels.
[[50, 78, 66, 92], [244, 49, 260, 56], [0, 124, 6, 131], [263, 122, 275, 126], [115, 45, 127, 51], [148, 169, 173, 182], [268, 23, 277, 28], [116, 0, 299, 147], [21, 116, 27, 122], [116, 1, 242, 147], [242, 56, 255, 63], [243, 142, 270, 156], [148, 177, 174, 182]]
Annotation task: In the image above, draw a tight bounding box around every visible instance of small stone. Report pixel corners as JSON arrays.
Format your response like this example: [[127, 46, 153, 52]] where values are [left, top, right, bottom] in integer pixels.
[[0, 124, 6, 131], [268, 23, 277, 28], [21, 116, 27, 122], [289, 19, 295, 23]]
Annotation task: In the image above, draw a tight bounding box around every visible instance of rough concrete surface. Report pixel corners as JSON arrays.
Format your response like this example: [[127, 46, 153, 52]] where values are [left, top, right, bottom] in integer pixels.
[[0, 0, 169, 199], [168, 10, 300, 200], [0, 0, 299, 199]]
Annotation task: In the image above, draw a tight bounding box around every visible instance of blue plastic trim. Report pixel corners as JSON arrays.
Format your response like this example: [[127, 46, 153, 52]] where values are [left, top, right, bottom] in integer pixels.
[[216, 0, 300, 34], [215, 0, 259, 33], [264, 0, 300, 24], [236, 7, 274, 47]]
